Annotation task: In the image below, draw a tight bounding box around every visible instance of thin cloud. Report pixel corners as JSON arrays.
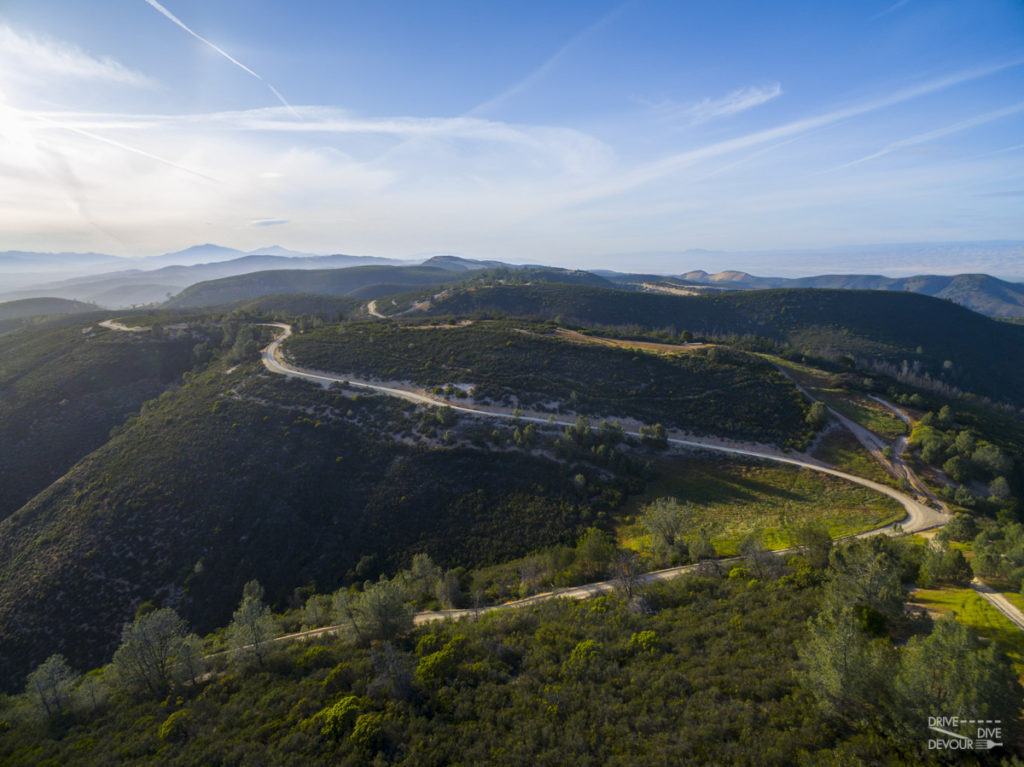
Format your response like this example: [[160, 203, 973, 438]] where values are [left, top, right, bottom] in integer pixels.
[[26, 109, 220, 182], [143, 0, 300, 118], [251, 218, 288, 226], [872, 0, 911, 21], [0, 25, 153, 86], [579, 57, 1024, 202], [653, 83, 782, 126], [469, 2, 632, 116], [840, 100, 1024, 168]]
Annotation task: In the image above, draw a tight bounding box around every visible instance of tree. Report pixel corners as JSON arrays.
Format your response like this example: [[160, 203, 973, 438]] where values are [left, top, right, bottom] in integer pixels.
[[24, 654, 78, 719], [918, 543, 972, 587], [355, 577, 413, 642], [174, 634, 206, 688], [740, 530, 781, 580], [641, 498, 692, 562], [942, 455, 970, 483], [110, 607, 188, 697], [303, 593, 332, 629], [893, 616, 1022, 740], [799, 607, 893, 721], [639, 423, 667, 449], [805, 401, 829, 430], [825, 539, 907, 631], [936, 512, 976, 543], [227, 580, 279, 666], [793, 520, 833, 569], [954, 430, 975, 455], [575, 527, 618, 579], [401, 553, 441, 603], [972, 444, 1012, 477], [989, 476, 1012, 501], [331, 587, 363, 641]]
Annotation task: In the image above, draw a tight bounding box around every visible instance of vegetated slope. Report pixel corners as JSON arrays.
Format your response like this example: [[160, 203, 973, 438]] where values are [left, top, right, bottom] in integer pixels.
[[0, 367, 622, 692], [0, 318, 202, 521], [625, 270, 1024, 317], [212, 293, 362, 321], [0, 578, 842, 765], [0, 297, 97, 320], [421, 284, 1024, 408], [165, 266, 474, 308], [285, 320, 814, 447]]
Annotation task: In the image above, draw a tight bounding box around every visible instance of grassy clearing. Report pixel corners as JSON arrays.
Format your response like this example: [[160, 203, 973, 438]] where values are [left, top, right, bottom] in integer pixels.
[[811, 428, 900, 488], [812, 388, 908, 439], [912, 587, 1024, 676], [554, 328, 711, 355], [619, 455, 904, 556], [766, 355, 837, 389]]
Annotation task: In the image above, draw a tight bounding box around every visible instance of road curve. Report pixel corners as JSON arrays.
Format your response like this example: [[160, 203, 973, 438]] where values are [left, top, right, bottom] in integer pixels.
[[261, 323, 948, 535]]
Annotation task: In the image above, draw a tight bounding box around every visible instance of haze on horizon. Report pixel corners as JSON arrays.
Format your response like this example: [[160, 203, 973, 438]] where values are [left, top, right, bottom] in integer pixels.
[[1, 0, 1022, 276]]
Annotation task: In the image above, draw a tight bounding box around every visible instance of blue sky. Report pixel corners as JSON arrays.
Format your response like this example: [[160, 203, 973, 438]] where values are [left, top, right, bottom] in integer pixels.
[[1, 0, 1022, 273]]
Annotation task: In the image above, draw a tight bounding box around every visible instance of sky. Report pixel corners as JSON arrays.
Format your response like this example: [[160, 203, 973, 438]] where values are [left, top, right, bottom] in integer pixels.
[[0, 0, 1022, 274]]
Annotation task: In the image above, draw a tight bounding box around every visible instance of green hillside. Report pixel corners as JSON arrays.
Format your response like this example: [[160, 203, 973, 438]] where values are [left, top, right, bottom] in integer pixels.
[[0, 318, 201, 521], [285, 319, 815, 447], [416, 284, 1024, 408], [165, 266, 472, 308], [0, 360, 636, 691], [0, 297, 97, 320]]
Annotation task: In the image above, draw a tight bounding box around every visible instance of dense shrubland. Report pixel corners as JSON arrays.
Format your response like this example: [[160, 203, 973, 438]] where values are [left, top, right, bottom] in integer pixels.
[[1, 535, 1019, 765], [286, 320, 816, 448]]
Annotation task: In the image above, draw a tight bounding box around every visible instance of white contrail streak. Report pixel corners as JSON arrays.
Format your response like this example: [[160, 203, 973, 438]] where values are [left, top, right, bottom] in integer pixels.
[[29, 110, 220, 182], [143, 0, 301, 119]]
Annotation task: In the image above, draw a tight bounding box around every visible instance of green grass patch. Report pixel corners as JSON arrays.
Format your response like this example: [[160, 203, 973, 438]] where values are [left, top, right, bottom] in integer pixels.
[[812, 388, 908, 439], [620, 455, 904, 556], [811, 428, 900, 488], [912, 587, 1024, 676]]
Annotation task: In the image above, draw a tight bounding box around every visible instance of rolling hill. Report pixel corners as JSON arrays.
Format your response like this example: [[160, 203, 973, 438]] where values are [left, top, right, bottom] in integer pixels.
[[414, 283, 1024, 409], [164, 265, 473, 308], [0, 361, 629, 691], [0, 297, 96, 321], [616, 270, 1024, 317]]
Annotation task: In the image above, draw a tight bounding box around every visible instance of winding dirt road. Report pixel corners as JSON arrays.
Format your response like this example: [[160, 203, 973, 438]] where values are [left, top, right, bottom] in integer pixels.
[[261, 323, 948, 535]]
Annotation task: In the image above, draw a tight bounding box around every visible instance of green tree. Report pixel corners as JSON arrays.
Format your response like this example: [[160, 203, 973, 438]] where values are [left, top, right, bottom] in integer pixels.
[[805, 401, 829, 430], [893, 616, 1022, 739], [799, 607, 893, 721], [640, 498, 692, 562], [972, 444, 1012, 477], [355, 577, 414, 642], [227, 580, 279, 666], [574, 527, 617, 579], [110, 607, 188, 697], [794, 520, 833, 569], [989, 476, 1012, 501], [24, 654, 78, 719], [936, 512, 976, 543], [825, 539, 907, 631]]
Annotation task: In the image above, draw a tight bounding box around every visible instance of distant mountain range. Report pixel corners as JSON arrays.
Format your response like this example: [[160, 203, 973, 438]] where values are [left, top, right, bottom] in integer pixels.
[[607, 270, 1024, 317], [0, 250, 405, 307], [1, 242, 1023, 316]]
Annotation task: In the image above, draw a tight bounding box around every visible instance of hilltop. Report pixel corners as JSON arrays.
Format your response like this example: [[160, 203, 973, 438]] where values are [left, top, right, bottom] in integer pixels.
[[410, 283, 1024, 409]]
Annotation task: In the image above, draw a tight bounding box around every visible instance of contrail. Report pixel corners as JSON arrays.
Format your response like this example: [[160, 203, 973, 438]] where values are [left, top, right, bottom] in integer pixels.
[[29, 110, 220, 182], [144, 0, 300, 119]]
